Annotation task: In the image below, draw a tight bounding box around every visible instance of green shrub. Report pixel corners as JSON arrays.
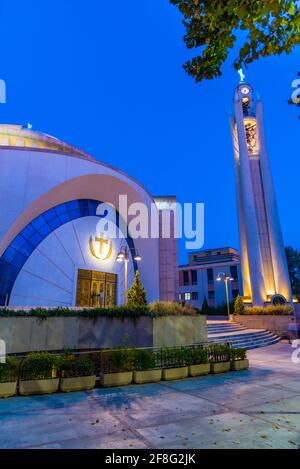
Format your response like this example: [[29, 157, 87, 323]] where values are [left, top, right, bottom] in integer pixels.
[[160, 347, 190, 368], [201, 297, 209, 314], [149, 301, 197, 316], [0, 356, 20, 383], [0, 302, 197, 319], [127, 271, 147, 307], [243, 305, 293, 316], [208, 344, 231, 363], [21, 352, 60, 380], [185, 348, 209, 366], [234, 295, 245, 315], [59, 356, 95, 378], [229, 348, 247, 361], [133, 349, 156, 371], [200, 302, 234, 316], [99, 349, 135, 373]]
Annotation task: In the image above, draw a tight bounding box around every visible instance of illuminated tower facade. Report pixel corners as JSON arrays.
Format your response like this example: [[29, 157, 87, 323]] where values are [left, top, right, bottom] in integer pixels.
[[230, 81, 292, 306]]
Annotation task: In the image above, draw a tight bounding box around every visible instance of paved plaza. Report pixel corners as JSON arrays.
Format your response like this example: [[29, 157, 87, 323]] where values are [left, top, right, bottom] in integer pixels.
[[0, 342, 299, 449]]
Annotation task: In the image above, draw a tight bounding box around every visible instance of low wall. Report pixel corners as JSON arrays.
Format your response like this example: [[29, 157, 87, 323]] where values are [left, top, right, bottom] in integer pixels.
[[0, 315, 207, 354], [234, 315, 298, 338]]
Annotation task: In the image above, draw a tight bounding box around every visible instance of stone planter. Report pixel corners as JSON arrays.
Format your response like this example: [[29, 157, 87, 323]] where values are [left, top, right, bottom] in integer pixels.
[[19, 378, 59, 396], [0, 381, 17, 398], [162, 367, 188, 381], [210, 362, 231, 374], [231, 359, 249, 371], [133, 369, 162, 384], [60, 375, 96, 392], [100, 371, 133, 388], [188, 363, 210, 377]]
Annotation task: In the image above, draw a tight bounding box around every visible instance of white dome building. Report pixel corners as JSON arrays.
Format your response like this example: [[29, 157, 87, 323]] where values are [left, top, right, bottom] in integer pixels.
[[0, 125, 178, 307]]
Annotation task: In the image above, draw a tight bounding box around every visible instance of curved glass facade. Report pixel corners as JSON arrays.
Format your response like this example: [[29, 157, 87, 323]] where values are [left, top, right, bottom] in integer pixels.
[[0, 199, 136, 305]]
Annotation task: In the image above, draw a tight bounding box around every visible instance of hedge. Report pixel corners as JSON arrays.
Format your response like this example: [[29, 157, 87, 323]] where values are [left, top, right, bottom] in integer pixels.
[[0, 302, 197, 319], [237, 305, 294, 316]]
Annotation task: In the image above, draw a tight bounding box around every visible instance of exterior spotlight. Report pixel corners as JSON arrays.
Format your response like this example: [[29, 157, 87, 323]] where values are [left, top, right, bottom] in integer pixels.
[[133, 251, 142, 261], [116, 246, 142, 304], [216, 272, 234, 321]]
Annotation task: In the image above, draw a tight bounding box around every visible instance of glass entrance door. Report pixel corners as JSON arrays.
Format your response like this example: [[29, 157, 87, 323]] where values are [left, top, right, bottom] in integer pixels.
[[76, 269, 117, 307]]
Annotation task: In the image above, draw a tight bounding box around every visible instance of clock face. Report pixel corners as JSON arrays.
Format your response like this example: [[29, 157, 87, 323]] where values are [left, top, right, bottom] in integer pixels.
[[241, 86, 249, 95]]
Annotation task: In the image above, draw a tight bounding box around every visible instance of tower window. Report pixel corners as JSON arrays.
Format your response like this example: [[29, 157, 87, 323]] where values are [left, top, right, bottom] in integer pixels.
[[244, 118, 259, 155]]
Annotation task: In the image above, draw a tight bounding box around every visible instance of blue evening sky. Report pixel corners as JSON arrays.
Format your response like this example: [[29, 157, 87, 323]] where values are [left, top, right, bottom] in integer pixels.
[[0, 0, 299, 264]]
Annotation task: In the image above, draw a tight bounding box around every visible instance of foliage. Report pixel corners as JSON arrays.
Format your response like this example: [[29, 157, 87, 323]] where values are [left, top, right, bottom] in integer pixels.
[[0, 356, 20, 383], [234, 295, 245, 315], [59, 355, 95, 378], [0, 303, 196, 319], [229, 347, 247, 361], [285, 246, 300, 295], [200, 302, 233, 316], [239, 305, 293, 315], [149, 301, 197, 316], [99, 345, 211, 372], [133, 349, 156, 371], [208, 343, 231, 362], [99, 349, 136, 373], [201, 296, 209, 314], [185, 347, 209, 365], [170, 0, 300, 83], [20, 352, 60, 380], [127, 271, 147, 307], [161, 347, 190, 367]]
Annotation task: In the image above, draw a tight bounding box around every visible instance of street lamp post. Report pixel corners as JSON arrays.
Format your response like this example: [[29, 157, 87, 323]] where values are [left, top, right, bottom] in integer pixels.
[[216, 272, 234, 321], [116, 246, 141, 305]]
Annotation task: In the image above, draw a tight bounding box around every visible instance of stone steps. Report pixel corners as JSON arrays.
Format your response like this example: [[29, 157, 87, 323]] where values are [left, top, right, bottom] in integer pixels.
[[207, 320, 281, 350]]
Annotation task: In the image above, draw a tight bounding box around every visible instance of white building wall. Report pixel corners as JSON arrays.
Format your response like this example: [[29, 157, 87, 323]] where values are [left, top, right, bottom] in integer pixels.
[[0, 144, 166, 305], [10, 217, 136, 307]]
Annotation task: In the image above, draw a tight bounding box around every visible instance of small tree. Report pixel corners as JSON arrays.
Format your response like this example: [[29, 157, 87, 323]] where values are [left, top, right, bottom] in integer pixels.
[[201, 296, 209, 314], [127, 271, 147, 307], [285, 246, 300, 295], [234, 295, 245, 316]]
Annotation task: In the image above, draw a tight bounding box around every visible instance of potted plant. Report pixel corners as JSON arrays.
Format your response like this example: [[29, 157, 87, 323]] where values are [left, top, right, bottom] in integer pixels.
[[19, 352, 60, 396], [209, 344, 231, 374], [133, 349, 162, 384], [229, 348, 249, 371], [0, 356, 19, 398], [187, 348, 210, 377], [59, 355, 96, 392], [162, 348, 189, 381], [100, 349, 134, 387]]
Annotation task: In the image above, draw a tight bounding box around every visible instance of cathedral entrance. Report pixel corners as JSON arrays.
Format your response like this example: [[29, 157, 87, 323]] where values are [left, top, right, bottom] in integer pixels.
[[76, 269, 117, 307]]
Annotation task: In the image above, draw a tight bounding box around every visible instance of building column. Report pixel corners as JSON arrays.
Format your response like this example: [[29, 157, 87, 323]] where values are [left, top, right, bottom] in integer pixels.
[[256, 101, 292, 302], [234, 102, 266, 306]]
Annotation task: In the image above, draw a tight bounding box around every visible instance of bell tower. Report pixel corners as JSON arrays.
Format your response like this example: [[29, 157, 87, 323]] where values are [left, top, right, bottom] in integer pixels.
[[230, 78, 292, 306]]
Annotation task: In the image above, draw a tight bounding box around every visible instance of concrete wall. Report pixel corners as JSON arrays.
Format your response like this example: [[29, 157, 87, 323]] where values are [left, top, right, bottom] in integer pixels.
[[234, 315, 298, 338], [0, 315, 207, 354]]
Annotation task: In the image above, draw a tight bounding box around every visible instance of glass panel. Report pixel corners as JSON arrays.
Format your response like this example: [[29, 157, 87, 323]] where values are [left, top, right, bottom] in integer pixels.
[[76, 269, 117, 307], [76, 278, 91, 307]]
